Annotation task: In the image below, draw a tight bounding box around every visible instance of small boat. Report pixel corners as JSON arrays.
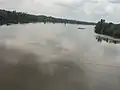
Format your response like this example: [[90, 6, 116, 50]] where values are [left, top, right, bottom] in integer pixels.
[[78, 27, 85, 29]]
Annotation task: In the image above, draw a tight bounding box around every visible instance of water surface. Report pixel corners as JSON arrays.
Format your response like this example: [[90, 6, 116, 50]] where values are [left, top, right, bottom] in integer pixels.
[[0, 23, 120, 90]]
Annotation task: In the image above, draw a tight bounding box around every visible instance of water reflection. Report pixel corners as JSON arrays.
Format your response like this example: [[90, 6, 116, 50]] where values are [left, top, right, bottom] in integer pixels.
[[96, 35, 120, 44], [0, 45, 87, 90]]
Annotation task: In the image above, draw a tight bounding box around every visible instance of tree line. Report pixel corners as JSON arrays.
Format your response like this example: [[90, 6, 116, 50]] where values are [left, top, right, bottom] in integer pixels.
[[95, 19, 120, 39], [0, 9, 95, 26]]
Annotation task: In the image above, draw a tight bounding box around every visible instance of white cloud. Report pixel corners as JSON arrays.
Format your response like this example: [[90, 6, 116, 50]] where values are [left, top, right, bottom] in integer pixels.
[[0, 0, 120, 22]]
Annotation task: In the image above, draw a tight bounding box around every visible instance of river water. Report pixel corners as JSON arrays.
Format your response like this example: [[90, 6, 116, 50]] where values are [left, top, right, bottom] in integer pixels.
[[0, 23, 120, 90]]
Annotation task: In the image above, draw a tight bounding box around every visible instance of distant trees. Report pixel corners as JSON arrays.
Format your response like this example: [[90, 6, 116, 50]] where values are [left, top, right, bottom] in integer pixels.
[[0, 9, 95, 26], [0, 10, 8, 25], [0, 9, 40, 25], [95, 19, 120, 38]]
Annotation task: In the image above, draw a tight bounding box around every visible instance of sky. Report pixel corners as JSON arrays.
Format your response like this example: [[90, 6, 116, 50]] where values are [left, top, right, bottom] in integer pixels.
[[0, 0, 120, 23]]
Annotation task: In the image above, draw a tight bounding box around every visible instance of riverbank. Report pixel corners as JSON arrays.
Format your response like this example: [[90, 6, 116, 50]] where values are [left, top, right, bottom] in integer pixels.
[[0, 9, 96, 26]]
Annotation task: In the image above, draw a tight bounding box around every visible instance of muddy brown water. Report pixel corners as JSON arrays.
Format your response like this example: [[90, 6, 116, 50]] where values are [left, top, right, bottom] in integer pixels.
[[0, 23, 120, 90]]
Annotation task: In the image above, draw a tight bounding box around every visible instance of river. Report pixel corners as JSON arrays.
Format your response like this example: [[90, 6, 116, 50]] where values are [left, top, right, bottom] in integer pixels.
[[0, 23, 120, 90]]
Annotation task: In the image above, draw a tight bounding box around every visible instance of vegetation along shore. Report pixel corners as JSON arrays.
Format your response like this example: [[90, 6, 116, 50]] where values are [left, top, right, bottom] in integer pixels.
[[95, 19, 120, 39], [0, 9, 95, 26]]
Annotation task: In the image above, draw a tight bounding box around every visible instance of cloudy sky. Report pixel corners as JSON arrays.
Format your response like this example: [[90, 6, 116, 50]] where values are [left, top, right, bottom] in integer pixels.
[[0, 0, 120, 22]]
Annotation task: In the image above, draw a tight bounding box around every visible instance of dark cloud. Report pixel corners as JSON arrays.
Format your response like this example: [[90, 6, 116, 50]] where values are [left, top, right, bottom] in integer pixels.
[[54, 0, 98, 9], [54, 2, 79, 9], [109, 0, 120, 3]]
